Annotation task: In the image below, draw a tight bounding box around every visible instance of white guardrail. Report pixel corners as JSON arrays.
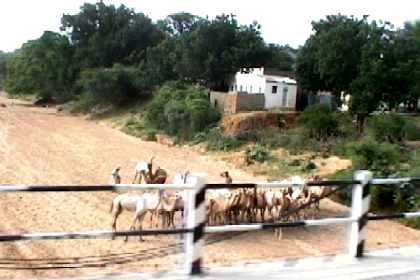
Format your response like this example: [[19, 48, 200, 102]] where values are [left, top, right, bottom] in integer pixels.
[[0, 170, 420, 275]]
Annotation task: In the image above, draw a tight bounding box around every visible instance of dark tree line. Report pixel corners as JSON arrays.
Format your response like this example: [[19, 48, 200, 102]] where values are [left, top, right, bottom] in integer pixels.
[[0, 51, 12, 90], [2, 2, 294, 105], [3, 3, 418, 121], [296, 15, 420, 129]]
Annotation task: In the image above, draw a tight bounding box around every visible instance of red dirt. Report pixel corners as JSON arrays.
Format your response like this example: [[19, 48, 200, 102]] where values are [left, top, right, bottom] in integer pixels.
[[222, 112, 299, 135]]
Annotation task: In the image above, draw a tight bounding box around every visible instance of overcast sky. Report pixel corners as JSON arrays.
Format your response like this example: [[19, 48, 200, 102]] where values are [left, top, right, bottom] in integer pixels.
[[1, 0, 419, 52]]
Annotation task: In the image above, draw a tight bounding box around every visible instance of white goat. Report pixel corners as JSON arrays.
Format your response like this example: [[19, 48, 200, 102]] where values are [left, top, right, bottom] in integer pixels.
[[132, 161, 149, 184], [110, 192, 160, 241], [109, 166, 121, 185]]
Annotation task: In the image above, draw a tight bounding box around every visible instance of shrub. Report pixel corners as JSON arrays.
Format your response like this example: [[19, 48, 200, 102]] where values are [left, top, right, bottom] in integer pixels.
[[236, 130, 259, 142], [328, 159, 420, 228], [267, 134, 291, 148], [288, 159, 302, 166], [71, 91, 97, 113], [145, 82, 220, 140], [285, 133, 322, 154], [191, 131, 208, 144], [304, 161, 317, 171], [122, 116, 157, 141], [142, 128, 157, 141], [345, 137, 401, 176], [206, 128, 242, 151], [299, 104, 338, 140], [336, 113, 357, 139], [164, 100, 190, 138], [338, 137, 404, 211], [255, 129, 291, 148], [246, 144, 271, 163], [367, 114, 406, 143], [332, 138, 349, 157], [77, 64, 143, 109], [404, 120, 420, 141], [327, 169, 398, 211], [327, 169, 353, 206]]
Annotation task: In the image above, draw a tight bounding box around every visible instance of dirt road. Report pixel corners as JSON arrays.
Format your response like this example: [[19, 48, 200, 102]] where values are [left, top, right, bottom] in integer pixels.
[[0, 94, 419, 279]]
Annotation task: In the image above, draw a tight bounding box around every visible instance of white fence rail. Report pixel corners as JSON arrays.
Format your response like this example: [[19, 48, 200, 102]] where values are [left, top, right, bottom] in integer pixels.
[[0, 170, 419, 275]]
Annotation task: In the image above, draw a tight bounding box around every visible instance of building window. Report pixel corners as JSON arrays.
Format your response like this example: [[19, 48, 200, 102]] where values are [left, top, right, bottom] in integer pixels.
[[250, 86, 253, 93], [235, 85, 237, 91], [240, 85, 243, 92], [272, 86, 278, 94], [282, 87, 288, 106], [259, 87, 262, 93]]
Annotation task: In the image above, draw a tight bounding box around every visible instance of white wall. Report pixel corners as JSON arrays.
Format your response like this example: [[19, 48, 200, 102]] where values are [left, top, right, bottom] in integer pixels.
[[230, 69, 265, 94], [287, 84, 297, 108], [230, 68, 297, 110], [264, 82, 297, 109]]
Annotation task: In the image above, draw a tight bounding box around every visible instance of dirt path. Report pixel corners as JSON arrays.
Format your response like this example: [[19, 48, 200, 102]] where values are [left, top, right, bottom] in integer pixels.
[[0, 95, 419, 279]]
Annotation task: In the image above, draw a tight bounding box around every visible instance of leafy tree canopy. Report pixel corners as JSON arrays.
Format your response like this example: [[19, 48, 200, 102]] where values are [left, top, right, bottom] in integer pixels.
[[0, 51, 13, 89], [5, 31, 75, 101], [60, 2, 164, 68]]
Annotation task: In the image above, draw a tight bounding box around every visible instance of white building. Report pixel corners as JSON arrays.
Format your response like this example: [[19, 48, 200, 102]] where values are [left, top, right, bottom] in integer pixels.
[[229, 67, 297, 110]]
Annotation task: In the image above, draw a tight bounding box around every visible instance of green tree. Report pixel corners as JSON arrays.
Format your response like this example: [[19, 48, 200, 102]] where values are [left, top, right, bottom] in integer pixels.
[[296, 38, 327, 92], [266, 44, 295, 71], [0, 51, 12, 89], [139, 38, 178, 88], [297, 15, 371, 96], [296, 15, 399, 130], [299, 104, 338, 140], [77, 64, 143, 107], [174, 14, 269, 90], [389, 21, 420, 110], [348, 21, 394, 130], [5, 31, 75, 101], [60, 1, 163, 68], [146, 82, 220, 139]]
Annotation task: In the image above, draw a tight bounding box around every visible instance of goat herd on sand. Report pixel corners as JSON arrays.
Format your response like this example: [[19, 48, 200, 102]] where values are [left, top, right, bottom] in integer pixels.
[[108, 157, 329, 241]]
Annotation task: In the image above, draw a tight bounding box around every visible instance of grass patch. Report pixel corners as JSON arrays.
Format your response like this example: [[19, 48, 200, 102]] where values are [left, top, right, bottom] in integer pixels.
[[122, 115, 157, 141], [257, 156, 318, 180], [206, 128, 243, 151]]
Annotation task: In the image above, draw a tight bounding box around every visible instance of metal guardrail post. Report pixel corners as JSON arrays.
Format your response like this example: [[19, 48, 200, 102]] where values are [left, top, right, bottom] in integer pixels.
[[348, 170, 372, 258], [184, 175, 207, 275]]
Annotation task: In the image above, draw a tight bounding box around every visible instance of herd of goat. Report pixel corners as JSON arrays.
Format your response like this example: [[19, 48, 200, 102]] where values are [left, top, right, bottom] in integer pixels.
[[108, 157, 329, 241]]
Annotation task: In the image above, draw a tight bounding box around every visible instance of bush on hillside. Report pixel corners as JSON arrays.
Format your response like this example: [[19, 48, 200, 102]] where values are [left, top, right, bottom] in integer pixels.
[[206, 127, 242, 151], [345, 137, 401, 176], [367, 114, 406, 143], [329, 138, 420, 227], [333, 137, 404, 211], [122, 116, 157, 141], [236, 130, 259, 142], [367, 113, 420, 143], [163, 100, 190, 137], [245, 144, 271, 163], [145, 82, 220, 140], [299, 104, 338, 140], [77, 65, 144, 110], [336, 113, 357, 139], [402, 121, 420, 141]]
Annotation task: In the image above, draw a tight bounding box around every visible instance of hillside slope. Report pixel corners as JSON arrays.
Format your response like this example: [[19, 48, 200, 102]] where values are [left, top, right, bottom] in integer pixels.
[[0, 94, 418, 279]]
